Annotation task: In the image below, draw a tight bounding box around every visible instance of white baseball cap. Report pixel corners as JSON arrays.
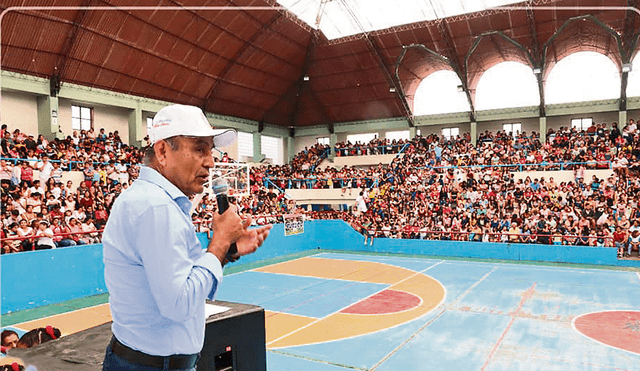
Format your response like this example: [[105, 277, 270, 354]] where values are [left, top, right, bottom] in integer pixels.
[[149, 104, 237, 147]]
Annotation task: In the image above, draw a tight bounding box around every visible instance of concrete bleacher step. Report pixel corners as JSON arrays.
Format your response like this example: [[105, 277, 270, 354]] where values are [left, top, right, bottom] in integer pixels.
[[318, 154, 397, 169], [285, 188, 358, 205]]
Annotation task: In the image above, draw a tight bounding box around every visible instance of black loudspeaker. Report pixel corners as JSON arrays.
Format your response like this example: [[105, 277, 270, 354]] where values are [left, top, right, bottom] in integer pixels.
[[198, 300, 266, 371], [6, 301, 266, 371]]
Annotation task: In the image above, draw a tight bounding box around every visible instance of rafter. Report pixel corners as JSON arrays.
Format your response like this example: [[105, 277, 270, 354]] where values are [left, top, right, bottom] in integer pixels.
[[289, 32, 319, 127], [438, 20, 475, 122], [53, 0, 95, 82], [526, 1, 545, 117], [203, 13, 283, 110]]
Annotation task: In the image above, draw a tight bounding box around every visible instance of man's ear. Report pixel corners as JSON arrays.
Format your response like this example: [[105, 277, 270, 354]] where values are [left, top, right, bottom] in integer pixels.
[[154, 140, 169, 168]]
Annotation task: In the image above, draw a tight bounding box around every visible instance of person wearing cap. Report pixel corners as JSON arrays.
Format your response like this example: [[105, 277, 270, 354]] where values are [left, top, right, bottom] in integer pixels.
[[34, 220, 56, 250], [102, 104, 271, 371]]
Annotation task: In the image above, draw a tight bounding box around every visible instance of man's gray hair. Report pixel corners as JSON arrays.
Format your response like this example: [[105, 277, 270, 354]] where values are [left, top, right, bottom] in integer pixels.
[[143, 136, 182, 165]]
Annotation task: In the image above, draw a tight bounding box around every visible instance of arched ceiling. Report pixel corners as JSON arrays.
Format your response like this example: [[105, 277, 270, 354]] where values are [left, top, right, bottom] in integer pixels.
[[0, 0, 638, 128]]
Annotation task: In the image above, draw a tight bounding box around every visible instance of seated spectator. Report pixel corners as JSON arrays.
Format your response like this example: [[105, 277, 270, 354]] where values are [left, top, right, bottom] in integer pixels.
[[34, 220, 56, 250], [50, 217, 76, 247], [15, 219, 33, 251], [614, 226, 628, 258], [66, 217, 86, 245], [628, 221, 640, 257], [1, 330, 19, 350], [81, 217, 99, 244], [16, 326, 61, 348]]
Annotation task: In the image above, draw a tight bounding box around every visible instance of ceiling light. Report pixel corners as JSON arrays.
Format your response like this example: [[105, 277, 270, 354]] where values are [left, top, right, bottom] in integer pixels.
[[303, 75, 310, 81], [623, 63, 633, 73], [533, 67, 541, 74], [389, 87, 396, 93]]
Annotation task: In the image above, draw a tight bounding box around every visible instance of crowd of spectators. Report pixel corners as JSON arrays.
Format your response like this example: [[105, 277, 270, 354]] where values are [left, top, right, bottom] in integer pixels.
[[299, 123, 640, 257], [3, 118, 640, 258], [0, 124, 143, 254], [334, 137, 409, 156]]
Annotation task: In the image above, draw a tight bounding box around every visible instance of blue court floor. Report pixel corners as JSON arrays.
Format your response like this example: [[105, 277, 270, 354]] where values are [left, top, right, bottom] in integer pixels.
[[216, 252, 640, 371]]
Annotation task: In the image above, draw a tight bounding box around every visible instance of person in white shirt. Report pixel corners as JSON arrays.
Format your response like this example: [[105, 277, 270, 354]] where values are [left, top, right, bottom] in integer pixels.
[[37, 155, 54, 184], [355, 191, 367, 213], [35, 220, 56, 250]]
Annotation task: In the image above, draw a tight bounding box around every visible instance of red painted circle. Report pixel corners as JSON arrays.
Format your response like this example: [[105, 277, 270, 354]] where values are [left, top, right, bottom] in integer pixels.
[[341, 289, 421, 315], [574, 311, 640, 354]]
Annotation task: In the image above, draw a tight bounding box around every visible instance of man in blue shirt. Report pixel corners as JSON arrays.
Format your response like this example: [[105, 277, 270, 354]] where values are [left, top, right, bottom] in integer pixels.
[[102, 104, 271, 371]]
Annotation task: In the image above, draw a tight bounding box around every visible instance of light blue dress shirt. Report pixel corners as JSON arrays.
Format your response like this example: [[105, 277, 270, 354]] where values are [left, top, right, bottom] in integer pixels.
[[103, 166, 223, 356]]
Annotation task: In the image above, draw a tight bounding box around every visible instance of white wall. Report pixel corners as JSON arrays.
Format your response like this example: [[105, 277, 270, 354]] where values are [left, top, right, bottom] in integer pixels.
[[58, 98, 131, 142], [1, 90, 38, 134], [93, 104, 130, 139], [295, 135, 320, 154], [417, 123, 471, 137], [546, 111, 620, 132], [477, 117, 539, 135]]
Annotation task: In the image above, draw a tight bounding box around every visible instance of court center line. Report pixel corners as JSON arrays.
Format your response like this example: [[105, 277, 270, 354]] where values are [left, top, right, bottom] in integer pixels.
[[266, 260, 445, 346], [480, 283, 537, 371], [370, 266, 497, 370]]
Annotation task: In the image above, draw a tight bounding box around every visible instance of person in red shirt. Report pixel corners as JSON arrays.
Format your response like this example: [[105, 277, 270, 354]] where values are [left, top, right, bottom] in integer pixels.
[[94, 203, 109, 230], [20, 161, 33, 186], [614, 225, 628, 258]]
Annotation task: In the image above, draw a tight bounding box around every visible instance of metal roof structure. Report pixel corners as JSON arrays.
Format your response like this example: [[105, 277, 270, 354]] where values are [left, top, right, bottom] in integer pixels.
[[1, 0, 638, 129]]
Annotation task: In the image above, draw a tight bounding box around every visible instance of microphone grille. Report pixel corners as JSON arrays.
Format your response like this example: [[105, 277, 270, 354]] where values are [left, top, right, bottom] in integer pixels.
[[212, 177, 229, 195]]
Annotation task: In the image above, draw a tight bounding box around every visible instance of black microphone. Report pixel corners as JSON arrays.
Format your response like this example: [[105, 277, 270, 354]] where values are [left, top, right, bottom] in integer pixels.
[[212, 178, 238, 261], [212, 178, 230, 215]]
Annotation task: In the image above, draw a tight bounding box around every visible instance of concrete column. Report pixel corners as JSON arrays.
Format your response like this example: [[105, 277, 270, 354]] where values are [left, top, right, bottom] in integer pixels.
[[329, 133, 337, 160], [619, 110, 628, 127], [470, 121, 477, 146], [287, 136, 295, 163], [36, 95, 60, 140], [128, 104, 144, 147], [253, 132, 263, 162], [539, 116, 547, 144], [409, 127, 417, 139]]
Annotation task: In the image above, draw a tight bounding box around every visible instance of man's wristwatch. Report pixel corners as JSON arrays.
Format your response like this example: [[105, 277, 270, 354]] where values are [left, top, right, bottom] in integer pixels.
[[226, 243, 239, 263]]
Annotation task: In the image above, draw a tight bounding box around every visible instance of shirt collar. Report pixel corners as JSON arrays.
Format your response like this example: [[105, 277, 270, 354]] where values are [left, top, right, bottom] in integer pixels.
[[139, 166, 192, 216]]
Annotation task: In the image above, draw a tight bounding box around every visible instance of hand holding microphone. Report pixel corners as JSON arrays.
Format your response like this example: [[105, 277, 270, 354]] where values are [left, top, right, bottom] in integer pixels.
[[208, 178, 273, 265], [208, 178, 244, 264]]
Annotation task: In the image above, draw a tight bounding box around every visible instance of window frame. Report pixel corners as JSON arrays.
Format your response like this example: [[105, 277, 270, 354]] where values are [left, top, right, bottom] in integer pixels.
[[571, 117, 593, 132], [503, 122, 522, 137], [71, 105, 93, 131], [442, 127, 459, 140]]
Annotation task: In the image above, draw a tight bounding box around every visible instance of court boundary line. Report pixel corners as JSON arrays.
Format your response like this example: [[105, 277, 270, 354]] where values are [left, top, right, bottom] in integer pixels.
[[267, 260, 446, 348], [8, 303, 111, 333], [370, 265, 497, 370], [317, 250, 640, 273], [257, 259, 425, 322]]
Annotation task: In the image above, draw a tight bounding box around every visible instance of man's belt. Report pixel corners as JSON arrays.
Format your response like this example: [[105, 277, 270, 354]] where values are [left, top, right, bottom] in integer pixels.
[[110, 336, 199, 370]]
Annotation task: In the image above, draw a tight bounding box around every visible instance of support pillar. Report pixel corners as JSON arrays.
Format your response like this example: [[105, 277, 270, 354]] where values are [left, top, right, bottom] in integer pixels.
[[540, 116, 547, 144], [409, 127, 417, 139], [36, 95, 60, 140], [287, 136, 295, 163], [619, 110, 628, 127], [253, 132, 263, 163], [329, 133, 337, 160], [128, 104, 144, 147], [470, 121, 477, 146]]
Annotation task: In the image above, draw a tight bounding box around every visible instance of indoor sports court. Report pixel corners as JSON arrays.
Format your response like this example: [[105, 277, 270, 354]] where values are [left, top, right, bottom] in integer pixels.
[[3, 245, 640, 370]]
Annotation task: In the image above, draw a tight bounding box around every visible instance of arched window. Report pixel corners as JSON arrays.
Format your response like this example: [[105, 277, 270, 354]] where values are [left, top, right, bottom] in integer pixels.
[[545, 51, 620, 104], [474, 61, 540, 110], [413, 70, 470, 116], [626, 53, 640, 98]]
